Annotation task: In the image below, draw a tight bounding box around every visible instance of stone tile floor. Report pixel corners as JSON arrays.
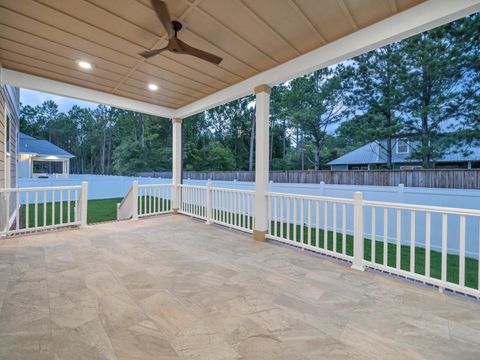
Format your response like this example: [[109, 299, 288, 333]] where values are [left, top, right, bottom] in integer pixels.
[[0, 215, 479, 359]]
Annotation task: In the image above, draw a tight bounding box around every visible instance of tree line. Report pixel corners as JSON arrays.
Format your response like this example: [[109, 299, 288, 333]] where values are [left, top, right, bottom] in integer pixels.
[[20, 15, 479, 175]]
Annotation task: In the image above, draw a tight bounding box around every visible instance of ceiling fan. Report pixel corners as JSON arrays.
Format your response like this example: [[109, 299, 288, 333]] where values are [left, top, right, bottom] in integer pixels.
[[140, 0, 223, 65]]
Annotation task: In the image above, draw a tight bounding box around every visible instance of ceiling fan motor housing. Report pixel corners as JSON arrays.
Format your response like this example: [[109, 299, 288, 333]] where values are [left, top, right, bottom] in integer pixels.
[[172, 20, 182, 34]]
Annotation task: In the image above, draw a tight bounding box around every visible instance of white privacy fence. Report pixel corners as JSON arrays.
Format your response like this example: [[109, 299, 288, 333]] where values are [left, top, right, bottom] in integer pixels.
[[1, 183, 88, 236]]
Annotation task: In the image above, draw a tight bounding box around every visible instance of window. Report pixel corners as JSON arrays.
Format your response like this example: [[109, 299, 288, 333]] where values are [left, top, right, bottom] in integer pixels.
[[5, 113, 11, 155], [397, 139, 409, 154]]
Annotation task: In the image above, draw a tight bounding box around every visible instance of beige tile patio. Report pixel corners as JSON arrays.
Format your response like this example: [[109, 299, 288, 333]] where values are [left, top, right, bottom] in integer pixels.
[[0, 214, 479, 359]]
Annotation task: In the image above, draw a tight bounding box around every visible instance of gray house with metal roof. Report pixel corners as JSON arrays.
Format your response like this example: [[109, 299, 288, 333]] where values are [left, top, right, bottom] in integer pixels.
[[18, 132, 74, 178], [328, 139, 480, 170]]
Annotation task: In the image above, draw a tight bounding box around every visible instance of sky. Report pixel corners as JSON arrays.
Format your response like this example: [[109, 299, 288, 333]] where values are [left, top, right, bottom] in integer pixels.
[[20, 88, 99, 112]]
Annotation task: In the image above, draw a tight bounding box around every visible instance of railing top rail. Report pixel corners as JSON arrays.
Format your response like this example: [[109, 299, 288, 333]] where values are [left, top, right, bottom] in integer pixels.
[[138, 183, 173, 188], [178, 184, 206, 189], [267, 191, 354, 204], [211, 187, 255, 195], [363, 199, 480, 216], [0, 185, 82, 192]]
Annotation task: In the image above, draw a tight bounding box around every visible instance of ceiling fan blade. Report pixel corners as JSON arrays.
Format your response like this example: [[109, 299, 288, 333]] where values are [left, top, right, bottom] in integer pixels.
[[177, 39, 223, 64], [150, 0, 174, 39], [139, 47, 167, 59]]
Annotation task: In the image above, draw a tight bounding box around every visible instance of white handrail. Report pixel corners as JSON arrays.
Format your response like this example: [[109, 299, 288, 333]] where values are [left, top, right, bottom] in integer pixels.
[[267, 191, 354, 204], [363, 199, 480, 216], [1, 183, 87, 236], [1, 185, 82, 192], [138, 184, 174, 189]]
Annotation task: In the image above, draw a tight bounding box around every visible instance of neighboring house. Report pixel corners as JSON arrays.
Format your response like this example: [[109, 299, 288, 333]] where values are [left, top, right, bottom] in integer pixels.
[[328, 139, 480, 170], [0, 82, 20, 231], [18, 133, 74, 178]]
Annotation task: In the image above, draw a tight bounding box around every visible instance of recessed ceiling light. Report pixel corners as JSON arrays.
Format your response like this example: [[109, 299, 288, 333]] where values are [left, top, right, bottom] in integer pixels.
[[148, 83, 158, 91], [77, 60, 92, 70]]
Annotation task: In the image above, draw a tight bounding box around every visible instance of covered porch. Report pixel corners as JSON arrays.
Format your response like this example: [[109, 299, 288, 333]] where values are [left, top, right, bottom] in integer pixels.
[[1, 0, 480, 358], [1, 214, 479, 359]]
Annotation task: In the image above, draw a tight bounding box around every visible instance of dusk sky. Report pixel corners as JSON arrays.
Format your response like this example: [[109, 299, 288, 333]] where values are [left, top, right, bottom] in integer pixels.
[[20, 88, 99, 112]]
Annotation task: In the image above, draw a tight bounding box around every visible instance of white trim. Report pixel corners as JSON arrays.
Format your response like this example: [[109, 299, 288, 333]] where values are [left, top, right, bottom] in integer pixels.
[[0, 69, 176, 118], [4, 106, 12, 189], [175, 0, 480, 118], [4, 107, 11, 157]]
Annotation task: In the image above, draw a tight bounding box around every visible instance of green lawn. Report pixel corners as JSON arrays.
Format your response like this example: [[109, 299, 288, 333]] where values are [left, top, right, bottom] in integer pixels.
[[21, 196, 172, 227], [87, 198, 123, 223], [21, 197, 123, 227]]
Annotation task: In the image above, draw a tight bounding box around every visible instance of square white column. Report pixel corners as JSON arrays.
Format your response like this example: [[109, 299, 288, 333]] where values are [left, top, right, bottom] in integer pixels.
[[172, 118, 183, 212], [253, 85, 271, 241]]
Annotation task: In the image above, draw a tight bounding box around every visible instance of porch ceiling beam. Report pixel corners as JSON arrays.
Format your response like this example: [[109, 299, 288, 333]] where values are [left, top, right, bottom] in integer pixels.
[[174, 0, 480, 119], [0, 68, 176, 118]]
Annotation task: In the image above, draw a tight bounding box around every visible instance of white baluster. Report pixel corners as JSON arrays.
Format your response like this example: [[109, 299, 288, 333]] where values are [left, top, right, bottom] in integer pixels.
[[383, 208, 388, 266], [459, 215, 466, 287], [371, 207, 376, 263], [441, 213, 448, 282], [333, 203, 337, 253], [26, 192, 30, 229], [396, 209, 401, 270], [425, 211, 431, 277], [307, 199, 312, 245], [300, 199, 304, 244], [342, 204, 346, 255], [410, 211, 415, 273]]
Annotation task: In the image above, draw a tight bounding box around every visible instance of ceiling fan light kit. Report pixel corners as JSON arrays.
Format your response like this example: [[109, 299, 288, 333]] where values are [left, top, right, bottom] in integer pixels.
[[140, 0, 223, 65]]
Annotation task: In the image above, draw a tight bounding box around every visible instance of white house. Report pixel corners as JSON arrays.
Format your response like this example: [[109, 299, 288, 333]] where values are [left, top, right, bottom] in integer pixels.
[[329, 139, 480, 170], [18, 132, 74, 178]]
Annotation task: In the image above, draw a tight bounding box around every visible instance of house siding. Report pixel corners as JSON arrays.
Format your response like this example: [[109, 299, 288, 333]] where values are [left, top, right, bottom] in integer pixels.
[[0, 84, 20, 230]]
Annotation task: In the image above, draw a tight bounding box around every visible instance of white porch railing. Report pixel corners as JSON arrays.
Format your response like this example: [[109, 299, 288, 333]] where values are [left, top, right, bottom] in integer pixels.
[[118, 182, 480, 298], [266, 192, 355, 263], [138, 183, 174, 218], [117, 182, 174, 220], [210, 186, 255, 232], [266, 191, 480, 298], [178, 184, 207, 220], [177, 184, 255, 233], [0, 182, 88, 236], [362, 198, 480, 298]]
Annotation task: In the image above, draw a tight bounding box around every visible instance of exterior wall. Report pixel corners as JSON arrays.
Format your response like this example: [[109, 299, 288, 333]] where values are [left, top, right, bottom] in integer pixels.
[[347, 164, 368, 170], [330, 164, 348, 170], [0, 84, 20, 230]]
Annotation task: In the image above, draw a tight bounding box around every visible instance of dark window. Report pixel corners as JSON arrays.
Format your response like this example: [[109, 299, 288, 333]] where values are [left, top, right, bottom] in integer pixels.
[[397, 139, 409, 154]]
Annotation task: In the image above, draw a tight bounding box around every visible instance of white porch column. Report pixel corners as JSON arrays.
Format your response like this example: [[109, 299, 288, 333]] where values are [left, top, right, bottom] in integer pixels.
[[253, 84, 271, 241], [172, 118, 183, 213]]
